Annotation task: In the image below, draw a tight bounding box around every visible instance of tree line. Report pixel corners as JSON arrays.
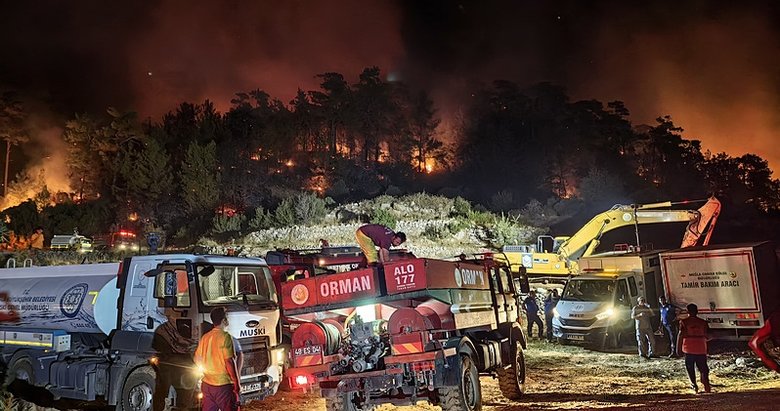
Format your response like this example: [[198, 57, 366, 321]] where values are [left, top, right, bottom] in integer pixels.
[[1, 69, 779, 244]]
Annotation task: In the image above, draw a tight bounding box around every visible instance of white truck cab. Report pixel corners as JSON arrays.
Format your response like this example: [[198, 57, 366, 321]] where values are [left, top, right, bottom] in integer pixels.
[[0, 254, 285, 410], [552, 251, 664, 348]]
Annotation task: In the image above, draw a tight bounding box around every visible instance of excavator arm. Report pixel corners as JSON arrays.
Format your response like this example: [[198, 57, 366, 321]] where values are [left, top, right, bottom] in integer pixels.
[[500, 197, 721, 277], [561, 196, 721, 260]]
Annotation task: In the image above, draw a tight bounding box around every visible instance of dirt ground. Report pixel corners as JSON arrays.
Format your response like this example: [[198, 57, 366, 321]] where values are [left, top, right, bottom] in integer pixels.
[[248, 341, 780, 411]]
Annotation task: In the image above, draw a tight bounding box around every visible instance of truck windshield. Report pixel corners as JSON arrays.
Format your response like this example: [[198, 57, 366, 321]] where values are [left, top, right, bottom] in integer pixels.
[[198, 265, 277, 306], [561, 279, 615, 302]]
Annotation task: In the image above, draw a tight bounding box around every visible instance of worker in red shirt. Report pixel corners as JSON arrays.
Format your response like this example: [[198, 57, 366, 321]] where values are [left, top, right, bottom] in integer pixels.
[[355, 224, 406, 265], [676, 303, 711, 393]]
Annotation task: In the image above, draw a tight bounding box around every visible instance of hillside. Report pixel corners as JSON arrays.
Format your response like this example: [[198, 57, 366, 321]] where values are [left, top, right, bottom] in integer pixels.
[[212, 194, 544, 259]]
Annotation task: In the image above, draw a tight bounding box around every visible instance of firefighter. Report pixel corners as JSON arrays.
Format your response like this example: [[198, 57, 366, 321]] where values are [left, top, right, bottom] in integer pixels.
[[354, 224, 406, 265]]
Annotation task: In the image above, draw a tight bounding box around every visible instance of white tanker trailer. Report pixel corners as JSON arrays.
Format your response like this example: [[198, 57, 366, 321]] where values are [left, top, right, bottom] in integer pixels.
[[0, 254, 286, 410]]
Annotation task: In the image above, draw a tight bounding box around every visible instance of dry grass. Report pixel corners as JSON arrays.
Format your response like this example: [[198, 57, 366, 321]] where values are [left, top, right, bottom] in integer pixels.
[[247, 340, 780, 411]]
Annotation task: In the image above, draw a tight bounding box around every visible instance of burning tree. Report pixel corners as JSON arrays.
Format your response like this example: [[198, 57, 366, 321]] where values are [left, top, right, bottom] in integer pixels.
[[0, 92, 29, 198]]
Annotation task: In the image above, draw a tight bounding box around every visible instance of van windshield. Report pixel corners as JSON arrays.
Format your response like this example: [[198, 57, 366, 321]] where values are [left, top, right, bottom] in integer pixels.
[[561, 279, 615, 302], [198, 265, 277, 307]]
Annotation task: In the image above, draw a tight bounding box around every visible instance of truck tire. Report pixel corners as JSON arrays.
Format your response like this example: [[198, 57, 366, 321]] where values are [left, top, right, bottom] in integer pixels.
[[118, 367, 155, 411], [439, 355, 481, 411], [496, 342, 526, 400], [324, 391, 376, 411], [7, 358, 47, 411]]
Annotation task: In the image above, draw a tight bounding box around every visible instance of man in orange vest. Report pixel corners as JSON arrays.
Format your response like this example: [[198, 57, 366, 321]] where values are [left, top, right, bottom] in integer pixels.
[[195, 307, 241, 410], [677, 303, 711, 393]]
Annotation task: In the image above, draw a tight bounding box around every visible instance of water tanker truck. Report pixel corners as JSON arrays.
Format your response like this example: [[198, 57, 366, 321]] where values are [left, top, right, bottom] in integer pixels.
[[282, 255, 530, 411], [0, 254, 285, 410]]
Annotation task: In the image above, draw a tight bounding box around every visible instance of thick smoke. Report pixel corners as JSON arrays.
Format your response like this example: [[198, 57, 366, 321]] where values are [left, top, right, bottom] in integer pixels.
[[125, 0, 404, 115], [1, 1, 779, 173], [398, 1, 780, 170]]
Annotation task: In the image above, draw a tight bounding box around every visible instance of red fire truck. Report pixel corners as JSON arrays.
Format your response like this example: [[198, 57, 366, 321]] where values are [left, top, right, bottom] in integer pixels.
[[276, 252, 529, 411]]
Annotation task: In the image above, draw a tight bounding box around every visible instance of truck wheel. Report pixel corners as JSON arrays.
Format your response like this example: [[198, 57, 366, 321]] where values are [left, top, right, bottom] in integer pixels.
[[325, 391, 376, 411], [119, 367, 155, 411], [496, 342, 526, 400], [439, 355, 481, 411], [7, 358, 45, 411]]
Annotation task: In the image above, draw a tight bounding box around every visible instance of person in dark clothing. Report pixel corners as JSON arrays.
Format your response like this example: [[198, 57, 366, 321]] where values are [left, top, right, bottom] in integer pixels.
[[355, 224, 406, 264], [659, 296, 679, 357], [152, 318, 196, 410], [544, 289, 560, 342], [523, 291, 544, 339], [677, 303, 711, 393]]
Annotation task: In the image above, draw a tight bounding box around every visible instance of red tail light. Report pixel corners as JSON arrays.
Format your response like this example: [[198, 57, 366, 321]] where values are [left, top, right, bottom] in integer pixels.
[[289, 373, 314, 389]]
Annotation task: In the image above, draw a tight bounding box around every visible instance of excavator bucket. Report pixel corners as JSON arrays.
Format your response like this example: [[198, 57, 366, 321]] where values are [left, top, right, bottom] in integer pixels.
[[680, 197, 721, 247]]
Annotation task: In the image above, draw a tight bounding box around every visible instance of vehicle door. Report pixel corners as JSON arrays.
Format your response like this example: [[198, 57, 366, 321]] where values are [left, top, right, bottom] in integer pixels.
[[614, 279, 633, 331], [498, 266, 519, 323], [152, 261, 199, 341], [490, 268, 508, 324]]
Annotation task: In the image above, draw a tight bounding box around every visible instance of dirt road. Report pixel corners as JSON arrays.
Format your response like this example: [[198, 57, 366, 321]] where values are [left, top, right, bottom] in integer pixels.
[[248, 341, 780, 411]]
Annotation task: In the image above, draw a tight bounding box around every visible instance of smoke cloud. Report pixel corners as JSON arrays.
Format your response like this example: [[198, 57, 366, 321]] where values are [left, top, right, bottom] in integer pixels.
[[125, 0, 404, 116], [1, 0, 779, 172]]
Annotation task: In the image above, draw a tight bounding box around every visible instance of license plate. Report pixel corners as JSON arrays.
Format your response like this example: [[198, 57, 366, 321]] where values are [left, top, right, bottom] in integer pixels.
[[294, 345, 322, 356], [566, 334, 585, 341], [241, 382, 263, 394]]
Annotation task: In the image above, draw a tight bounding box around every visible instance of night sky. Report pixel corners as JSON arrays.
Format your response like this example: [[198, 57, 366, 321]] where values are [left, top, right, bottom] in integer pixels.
[[2, 0, 780, 168]]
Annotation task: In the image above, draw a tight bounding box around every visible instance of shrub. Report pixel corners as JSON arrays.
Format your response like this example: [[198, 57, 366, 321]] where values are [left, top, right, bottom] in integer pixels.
[[422, 223, 447, 240], [211, 213, 246, 235], [370, 208, 396, 229], [273, 198, 297, 227], [293, 192, 327, 225], [476, 213, 524, 249], [446, 218, 470, 234], [400, 193, 453, 218], [248, 207, 273, 230], [451, 196, 472, 217]]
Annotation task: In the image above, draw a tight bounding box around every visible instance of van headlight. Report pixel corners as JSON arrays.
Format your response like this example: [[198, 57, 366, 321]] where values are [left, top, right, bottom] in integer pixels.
[[596, 307, 615, 320], [552, 307, 560, 318]]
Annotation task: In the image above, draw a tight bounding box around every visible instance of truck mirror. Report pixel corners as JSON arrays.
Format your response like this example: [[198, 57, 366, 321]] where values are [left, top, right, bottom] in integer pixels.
[[198, 265, 216, 277], [144, 268, 163, 277], [512, 267, 530, 293], [162, 271, 178, 307]]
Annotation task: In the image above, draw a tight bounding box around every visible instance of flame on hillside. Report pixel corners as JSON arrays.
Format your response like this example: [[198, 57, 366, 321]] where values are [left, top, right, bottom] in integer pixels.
[[1, 126, 73, 211]]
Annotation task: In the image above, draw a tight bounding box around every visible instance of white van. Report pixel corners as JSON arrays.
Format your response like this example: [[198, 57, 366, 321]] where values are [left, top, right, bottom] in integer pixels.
[[552, 251, 664, 348]]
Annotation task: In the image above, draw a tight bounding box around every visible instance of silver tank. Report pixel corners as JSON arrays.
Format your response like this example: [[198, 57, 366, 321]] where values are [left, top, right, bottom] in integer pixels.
[[0, 263, 121, 334]]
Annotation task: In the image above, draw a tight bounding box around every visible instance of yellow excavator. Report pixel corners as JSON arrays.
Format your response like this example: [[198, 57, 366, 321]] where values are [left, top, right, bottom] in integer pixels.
[[497, 197, 721, 277]]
